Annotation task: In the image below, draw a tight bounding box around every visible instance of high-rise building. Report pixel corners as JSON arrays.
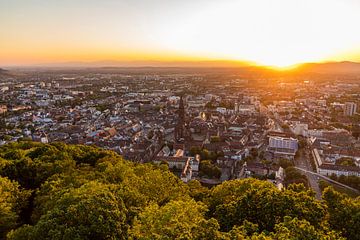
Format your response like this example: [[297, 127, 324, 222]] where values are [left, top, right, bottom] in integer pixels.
[[234, 102, 239, 112], [344, 102, 357, 116]]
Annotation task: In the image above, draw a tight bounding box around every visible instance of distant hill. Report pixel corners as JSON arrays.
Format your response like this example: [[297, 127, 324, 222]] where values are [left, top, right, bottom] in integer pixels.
[[0, 68, 9, 76], [25, 60, 252, 69], [5, 61, 360, 76], [295, 61, 360, 74]]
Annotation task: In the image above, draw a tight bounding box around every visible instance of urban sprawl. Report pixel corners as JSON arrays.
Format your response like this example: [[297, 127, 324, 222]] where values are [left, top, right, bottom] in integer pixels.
[[1, 69, 359, 197]]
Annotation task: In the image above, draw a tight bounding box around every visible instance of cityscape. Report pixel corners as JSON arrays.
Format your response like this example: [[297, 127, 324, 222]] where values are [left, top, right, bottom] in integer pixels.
[[1, 68, 359, 189], [1, 0, 360, 240]]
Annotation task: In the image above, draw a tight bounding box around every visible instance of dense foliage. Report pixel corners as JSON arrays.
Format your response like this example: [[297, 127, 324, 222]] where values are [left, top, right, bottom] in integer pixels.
[[329, 174, 360, 191], [0, 141, 359, 239]]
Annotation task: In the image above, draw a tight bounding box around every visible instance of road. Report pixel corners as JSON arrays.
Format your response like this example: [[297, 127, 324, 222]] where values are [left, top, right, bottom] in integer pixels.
[[294, 148, 322, 199]]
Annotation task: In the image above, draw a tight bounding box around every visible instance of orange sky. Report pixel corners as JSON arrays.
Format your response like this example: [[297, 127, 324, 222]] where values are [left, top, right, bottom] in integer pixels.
[[1, 0, 360, 67]]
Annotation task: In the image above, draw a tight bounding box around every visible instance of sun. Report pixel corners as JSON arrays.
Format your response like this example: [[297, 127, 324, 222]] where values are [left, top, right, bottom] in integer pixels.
[[155, 0, 360, 68], [245, 55, 311, 70]]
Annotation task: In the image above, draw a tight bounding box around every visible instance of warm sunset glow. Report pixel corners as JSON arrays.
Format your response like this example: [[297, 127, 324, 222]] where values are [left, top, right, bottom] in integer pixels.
[[1, 0, 360, 67]]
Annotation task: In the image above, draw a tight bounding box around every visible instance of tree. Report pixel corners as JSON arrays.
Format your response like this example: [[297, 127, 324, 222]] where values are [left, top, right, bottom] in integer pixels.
[[323, 187, 360, 240], [0, 177, 31, 239], [336, 157, 356, 167], [278, 158, 294, 169], [187, 180, 210, 202], [284, 167, 309, 186], [189, 146, 202, 156], [9, 181, 128, 240], [130, 199, 224, 240], [0, 142, 356, 239], [267, 216, 344, 240], [199, 160, 221, 179], [329, 175, 360, 191], [298, 138, 307, 149], [207, 179, 325, 232]]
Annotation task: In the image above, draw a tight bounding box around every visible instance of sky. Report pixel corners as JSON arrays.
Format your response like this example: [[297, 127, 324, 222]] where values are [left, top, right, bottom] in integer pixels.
[[1, 0, 360, 67]]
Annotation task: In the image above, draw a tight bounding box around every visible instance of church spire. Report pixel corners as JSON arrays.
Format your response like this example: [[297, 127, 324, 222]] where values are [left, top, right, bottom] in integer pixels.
[[174, 95, 186, 142]]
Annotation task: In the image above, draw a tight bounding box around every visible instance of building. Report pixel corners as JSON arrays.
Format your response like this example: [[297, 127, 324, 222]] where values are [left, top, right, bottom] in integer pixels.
[[216, 107, 227, 114], [234, 102, 239, 112], [0, 105, 7, 114], [174, 96, 191, 142], [268, 136, 298, 159], [344, 102, 357, 116], [154, 145, 199, 182], [318, 164, 360, 177], [312, 148, 360, 177], [290, 122, 308, 137]]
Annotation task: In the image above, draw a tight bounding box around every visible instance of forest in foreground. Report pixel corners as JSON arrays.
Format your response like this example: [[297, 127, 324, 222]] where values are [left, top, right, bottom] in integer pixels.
[[0, 141, 359, 240]]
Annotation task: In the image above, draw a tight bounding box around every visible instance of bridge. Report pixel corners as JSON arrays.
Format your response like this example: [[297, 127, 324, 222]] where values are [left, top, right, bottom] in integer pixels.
[[294, 167, 360, 194]]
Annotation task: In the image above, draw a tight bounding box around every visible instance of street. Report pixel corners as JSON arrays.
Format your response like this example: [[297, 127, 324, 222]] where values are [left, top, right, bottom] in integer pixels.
[[294, 147, 322, 199]]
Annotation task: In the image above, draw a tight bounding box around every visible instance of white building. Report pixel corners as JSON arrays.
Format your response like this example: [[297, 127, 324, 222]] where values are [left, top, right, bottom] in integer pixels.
[[290, 123, 308, 137], [318, 164, 360, 177], [344, 102, 357, 116], [234, 102, 239, 112], [312, 148, 360, 177], [268, 136, 298, 159]]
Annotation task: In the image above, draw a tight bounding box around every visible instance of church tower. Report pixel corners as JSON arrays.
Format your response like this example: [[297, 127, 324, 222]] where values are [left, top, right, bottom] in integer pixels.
[[174, 96, 190, 142]]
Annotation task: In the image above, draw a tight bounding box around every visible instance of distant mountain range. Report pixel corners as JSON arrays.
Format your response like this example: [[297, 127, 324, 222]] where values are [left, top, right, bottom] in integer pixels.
[[294, 61, 360, 74], [3, 61, 360, 75], [14, 60, 252, 69], [0, 68, 9, 76]]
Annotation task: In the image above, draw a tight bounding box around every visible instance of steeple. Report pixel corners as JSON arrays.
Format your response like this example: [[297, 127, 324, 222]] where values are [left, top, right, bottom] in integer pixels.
[[174, 95, 186, 142], [178, 95, 185, 121]]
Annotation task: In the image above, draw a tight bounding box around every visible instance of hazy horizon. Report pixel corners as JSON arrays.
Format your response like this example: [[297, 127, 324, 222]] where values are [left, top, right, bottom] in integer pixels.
[[1, 0, 360, 68]]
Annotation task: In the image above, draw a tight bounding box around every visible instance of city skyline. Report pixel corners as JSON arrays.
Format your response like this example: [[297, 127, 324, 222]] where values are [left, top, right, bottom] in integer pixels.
[[1, 0, 360, 68]]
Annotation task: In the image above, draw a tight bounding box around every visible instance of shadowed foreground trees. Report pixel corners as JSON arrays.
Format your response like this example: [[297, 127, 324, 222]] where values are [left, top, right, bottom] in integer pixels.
[[0, 141, 359, 239]]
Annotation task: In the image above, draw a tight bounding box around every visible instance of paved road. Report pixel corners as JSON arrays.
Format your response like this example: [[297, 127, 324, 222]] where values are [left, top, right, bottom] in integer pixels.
[[294, 148, 322, 199]]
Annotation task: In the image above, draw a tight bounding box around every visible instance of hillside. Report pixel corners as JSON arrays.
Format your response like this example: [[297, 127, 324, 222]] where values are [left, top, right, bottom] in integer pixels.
[[0, 68, 8, 75], [0, 141, 359, 239], [295, 61, 360, 74], [0, 68, 13, 79]]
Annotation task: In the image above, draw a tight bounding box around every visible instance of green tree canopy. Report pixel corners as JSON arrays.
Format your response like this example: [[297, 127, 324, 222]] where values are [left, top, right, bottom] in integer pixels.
[[0, 142, 358, 240], [131, 199, 224, 240], [0, 177, 30, 239]]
